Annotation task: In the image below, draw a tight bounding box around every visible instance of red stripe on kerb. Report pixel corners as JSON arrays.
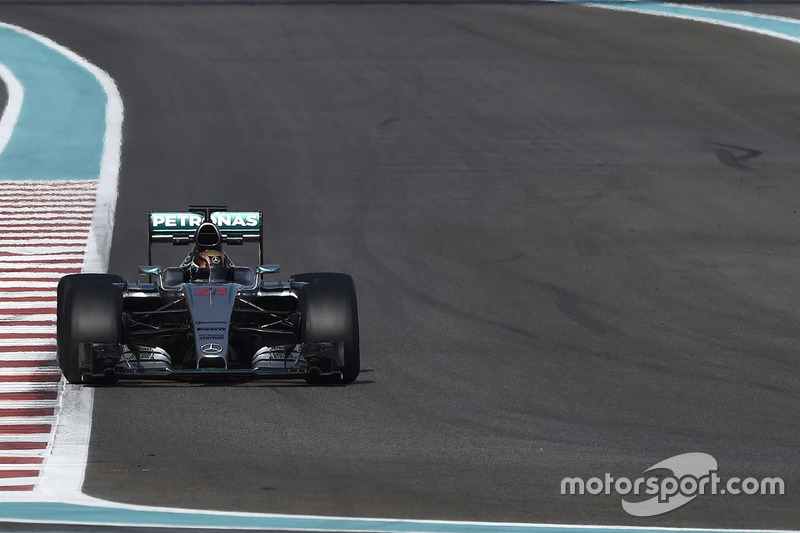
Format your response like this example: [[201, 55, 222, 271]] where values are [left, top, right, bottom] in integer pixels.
[[0, 344, 56, 353], [2, 277, 75, 281], [0, 216, 90, 221], [2, 241, 87, 244], [0, 330, 56, 339], [4, 235, 87, 240], [0, 194, 94, 198], [0, 192, 89, 196], [0, 457, 43, 465], [0, 408, 55, 417], [0, 442, 47, 450], [3, 268, 81, 274], [0, 309, 57, 315], [0, 361, 58, 368], [0, 288, 54, 292], [6, 321, 56, 327], [0, 226, 89, 230], [1, 217, 89, 222], [0, 206, 92, 211], [0, 193, 94, 196], [0, 484, 36, 491], [0, 424, 52, 434], [0, 373, 60, 382], [0, 224, 89, 230], [0, 223, 90, 228], [0, 391, 57, 401], [0, 470, 39, 478], [0, 296, 55, 302], [0, 235, 87, 240], [0, 198, 95, 203], [0, 184, 94, 188], [0, 334, 55, 339]]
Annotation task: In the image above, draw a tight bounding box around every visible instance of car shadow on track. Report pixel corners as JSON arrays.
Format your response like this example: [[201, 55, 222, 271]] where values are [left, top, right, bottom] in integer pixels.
[[93, 370, 376, 388]]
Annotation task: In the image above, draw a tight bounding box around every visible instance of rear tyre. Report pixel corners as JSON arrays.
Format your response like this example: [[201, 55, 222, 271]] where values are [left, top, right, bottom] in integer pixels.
[[57, 275, 123, 384], [293, 273, 360, 384]]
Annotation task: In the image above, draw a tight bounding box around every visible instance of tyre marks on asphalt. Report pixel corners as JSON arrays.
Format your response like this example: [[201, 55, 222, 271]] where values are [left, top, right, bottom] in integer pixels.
[[0, 180, 96, 491]]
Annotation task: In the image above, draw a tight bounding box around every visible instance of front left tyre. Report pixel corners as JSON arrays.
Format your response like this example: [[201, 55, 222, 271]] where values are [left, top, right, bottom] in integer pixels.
[[293, 272, 360, 384]]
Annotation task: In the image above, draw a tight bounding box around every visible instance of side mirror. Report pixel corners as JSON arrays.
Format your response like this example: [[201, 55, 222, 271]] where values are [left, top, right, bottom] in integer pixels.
[[138, 265, 162, 276], [257, 264, 280, 275]]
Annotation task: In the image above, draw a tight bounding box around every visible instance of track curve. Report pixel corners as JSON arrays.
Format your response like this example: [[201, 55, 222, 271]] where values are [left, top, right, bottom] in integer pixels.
[[1, 1, 798, 528]]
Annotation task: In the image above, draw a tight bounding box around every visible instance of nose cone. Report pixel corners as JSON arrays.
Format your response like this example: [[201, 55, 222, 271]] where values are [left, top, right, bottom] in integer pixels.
[[197, 350, 227, 369], [185, 283, 238, 368]]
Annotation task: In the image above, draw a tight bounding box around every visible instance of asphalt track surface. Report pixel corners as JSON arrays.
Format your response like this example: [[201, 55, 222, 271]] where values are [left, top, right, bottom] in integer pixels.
[[1, 1, 800, 528]]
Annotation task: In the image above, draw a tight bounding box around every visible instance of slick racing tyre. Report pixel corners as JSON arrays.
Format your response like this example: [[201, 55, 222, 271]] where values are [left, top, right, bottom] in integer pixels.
[[57, 274, 123, 338], [293, 273, 360, 384], [56, 274, 123, 384]]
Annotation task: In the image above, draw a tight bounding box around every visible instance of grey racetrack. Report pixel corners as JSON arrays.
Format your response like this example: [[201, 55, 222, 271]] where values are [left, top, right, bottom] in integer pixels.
[[1, 1, 799, 528]]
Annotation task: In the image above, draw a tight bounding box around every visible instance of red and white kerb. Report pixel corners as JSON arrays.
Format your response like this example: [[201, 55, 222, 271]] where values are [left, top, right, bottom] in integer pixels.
[[0, 180, 97, 491]]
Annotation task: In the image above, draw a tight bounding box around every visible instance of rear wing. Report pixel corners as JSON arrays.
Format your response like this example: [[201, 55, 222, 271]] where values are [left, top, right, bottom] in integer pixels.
[[148, 206, 264, 264]]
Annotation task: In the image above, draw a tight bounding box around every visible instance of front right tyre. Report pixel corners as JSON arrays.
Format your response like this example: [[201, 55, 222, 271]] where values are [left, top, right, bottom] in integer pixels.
[[56, 274, 123, 384]]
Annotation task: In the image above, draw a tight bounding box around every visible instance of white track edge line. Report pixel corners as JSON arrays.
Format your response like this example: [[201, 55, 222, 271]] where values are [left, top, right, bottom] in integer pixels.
[[0, 21, 122, 497], [0, 62, 23, 158]]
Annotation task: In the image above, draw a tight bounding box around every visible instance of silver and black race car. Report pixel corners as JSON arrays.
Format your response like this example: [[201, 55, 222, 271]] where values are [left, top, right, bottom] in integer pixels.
[[56, 205, 359, 384]]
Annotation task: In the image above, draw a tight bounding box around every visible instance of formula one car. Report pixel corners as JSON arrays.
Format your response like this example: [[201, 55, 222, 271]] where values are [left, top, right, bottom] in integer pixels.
[[56, 205, 359, 384]]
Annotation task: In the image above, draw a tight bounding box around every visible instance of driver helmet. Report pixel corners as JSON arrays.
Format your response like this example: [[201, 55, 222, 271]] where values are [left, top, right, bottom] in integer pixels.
[[190, 249, 232, 282]]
